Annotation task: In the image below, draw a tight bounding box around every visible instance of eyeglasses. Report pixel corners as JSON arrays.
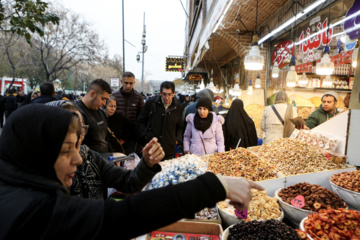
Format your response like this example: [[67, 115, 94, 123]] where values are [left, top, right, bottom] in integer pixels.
[[161, 92, 174, 97], [81, 125, 89, 136]]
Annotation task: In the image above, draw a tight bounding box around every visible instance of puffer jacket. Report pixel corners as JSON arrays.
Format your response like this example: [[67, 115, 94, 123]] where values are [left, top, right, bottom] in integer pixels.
[[137, 95, 183, 157], [305, 104, 339, 129], [112, 87, 144, 123], [183, 112, 225, 156], [260, 103, 298, 144]]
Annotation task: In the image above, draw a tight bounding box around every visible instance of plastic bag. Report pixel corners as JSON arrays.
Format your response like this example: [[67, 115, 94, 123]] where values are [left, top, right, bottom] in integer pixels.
[[123, 152, 141, 170]]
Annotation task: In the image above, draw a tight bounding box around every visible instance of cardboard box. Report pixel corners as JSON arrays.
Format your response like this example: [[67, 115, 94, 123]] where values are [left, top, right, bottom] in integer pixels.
[[146, 221, 223, 240]]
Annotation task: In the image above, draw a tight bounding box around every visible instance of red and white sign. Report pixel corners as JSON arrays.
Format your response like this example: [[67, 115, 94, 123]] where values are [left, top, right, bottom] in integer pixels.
[[110, 78, 120, 88], [271, 40, 293, 69], [299, 18, 333, 63]]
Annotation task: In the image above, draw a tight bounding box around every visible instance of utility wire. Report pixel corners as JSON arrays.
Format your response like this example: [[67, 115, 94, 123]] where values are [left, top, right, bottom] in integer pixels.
[[179, 0, 189, 18]]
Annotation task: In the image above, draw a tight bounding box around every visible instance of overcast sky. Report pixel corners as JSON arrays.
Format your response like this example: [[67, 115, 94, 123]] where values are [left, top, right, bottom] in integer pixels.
[[59, 0, 186, 82]]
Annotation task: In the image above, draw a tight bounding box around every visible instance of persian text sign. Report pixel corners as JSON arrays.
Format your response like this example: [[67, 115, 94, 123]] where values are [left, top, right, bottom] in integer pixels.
[[166, 57, 185, 72], [271, 40, 293, 69], [299, 18, 333, 63]]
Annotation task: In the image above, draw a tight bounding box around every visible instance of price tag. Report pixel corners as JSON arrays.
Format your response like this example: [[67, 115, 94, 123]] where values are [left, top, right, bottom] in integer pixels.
[[291, 195, 305, 208], [234, 209, 248, 219]]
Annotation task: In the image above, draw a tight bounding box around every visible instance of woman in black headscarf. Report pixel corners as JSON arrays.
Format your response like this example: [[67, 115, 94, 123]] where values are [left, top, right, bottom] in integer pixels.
[[0, 104, 262, 239], [223, 99, 258, 150]]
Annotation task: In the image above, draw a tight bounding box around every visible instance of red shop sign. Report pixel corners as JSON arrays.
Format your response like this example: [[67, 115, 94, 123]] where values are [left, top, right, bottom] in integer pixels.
[[271, 40, 293, 69]]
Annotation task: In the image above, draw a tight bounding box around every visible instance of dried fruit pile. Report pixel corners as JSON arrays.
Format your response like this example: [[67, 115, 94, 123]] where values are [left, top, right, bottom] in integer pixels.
[[228, 219, 301, 240], [218, 189, 282, 221], [302, 208, 360, 240], [298, 107, 312, 119], [251, 138, 347, 176], [331, 170, 360, 193], [278, 183, 346, 212], [207, 148, 278, 181]]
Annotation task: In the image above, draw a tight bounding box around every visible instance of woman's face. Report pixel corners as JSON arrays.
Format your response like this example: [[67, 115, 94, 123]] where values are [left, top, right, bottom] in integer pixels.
[[106, 99, 117, 116], [54, 130, 82, 188], [198, 107, 209, 118]]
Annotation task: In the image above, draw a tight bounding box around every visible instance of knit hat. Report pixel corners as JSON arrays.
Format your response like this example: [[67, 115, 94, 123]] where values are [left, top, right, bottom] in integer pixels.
[[322, 91, 338, 101], [195, 89, 211, 100], [196, 97, 212, 111]]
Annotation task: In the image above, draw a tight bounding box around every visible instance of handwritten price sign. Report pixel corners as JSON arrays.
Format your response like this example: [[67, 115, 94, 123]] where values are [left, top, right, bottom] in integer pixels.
[[235, 209, 248, 219], [291, 195, 305, 208]]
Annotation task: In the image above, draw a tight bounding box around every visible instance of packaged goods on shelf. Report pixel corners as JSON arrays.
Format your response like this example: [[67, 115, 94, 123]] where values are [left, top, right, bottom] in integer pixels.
[[250, 138, 347, 176], [218, 189, 282, 221], [147, 154, 206, 190], [300, 208, 360, 240], [207, 148, 278, 181], [290, 94, 315, 107], [224, 220, 301, 240]]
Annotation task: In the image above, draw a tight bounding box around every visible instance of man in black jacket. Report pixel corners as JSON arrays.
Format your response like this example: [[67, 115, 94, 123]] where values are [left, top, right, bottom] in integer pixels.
[[76, 79, 112, 156], [137, 81, 183, 160], [0, 93, 5, 128], [4, 89, 17, 120], [31, 82, 57, 104]]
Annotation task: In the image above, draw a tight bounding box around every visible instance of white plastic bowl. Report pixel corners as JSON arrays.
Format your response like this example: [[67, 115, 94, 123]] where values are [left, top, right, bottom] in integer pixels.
[[217, 200, 284, 227], [330, 180, 360, 210], [275, 188, 314, 226], [299, 217, 313, 240]]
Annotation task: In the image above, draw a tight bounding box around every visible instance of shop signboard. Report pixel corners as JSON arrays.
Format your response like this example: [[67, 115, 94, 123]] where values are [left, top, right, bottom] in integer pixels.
[[110, 78, 119, 87], [298, 18, 333, 63], [271, 40, 293, 69], [344, 0, 360, 40], [188, 74, 203, 81], [166, 57, 185, 72]]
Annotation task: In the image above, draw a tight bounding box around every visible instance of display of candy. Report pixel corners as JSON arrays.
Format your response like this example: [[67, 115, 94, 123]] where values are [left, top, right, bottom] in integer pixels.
[[207, 148, 278, 181], [228, 220, 301, 240], [302, 208, 360, 240], [147, 154, 206, 190], [278, 182, 346, 212], [194, 207, 219, 221], [251, 138, 346, 176]]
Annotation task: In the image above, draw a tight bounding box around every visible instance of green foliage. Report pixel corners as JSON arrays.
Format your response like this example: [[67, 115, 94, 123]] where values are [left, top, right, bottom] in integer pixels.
[[2, 0, 59, 45]]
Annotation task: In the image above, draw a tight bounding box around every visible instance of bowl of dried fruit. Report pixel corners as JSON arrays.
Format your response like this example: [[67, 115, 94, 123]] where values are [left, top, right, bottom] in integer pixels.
[[330, 170, 360, 210], [299, 208, 360, 240], [223, 219, 302, 240], [218, 189, 284, 227], [275, 182, 347, 226]]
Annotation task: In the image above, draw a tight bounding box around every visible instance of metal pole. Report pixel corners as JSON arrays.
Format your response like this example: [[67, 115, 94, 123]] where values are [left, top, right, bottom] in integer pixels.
[[122, 0, 125, 73], [141, 12, 145, 93]]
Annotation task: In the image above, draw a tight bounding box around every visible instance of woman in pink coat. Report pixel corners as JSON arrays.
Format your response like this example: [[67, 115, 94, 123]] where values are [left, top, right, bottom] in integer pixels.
[[183, 98, 225, 156]]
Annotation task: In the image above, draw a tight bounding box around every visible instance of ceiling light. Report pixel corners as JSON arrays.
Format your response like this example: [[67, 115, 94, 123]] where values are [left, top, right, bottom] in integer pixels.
[[322, 75, 333, 87], [247, 78, 253, 95], [229, 83, 242, 96], [259, 0, 326, 44], [298, 72, 309, 85], [255, 73, 261, 88], [316, 46, 334, 75], [272, 61, 279, 78], [244, 35, 264, 71], [352, 47, 359, 68], [286, 55, 297, 88], [206, 82, 217, 92]]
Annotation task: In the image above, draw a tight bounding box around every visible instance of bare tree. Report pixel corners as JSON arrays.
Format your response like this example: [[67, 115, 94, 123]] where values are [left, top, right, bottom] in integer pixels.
[[32, 6, 106, 82]]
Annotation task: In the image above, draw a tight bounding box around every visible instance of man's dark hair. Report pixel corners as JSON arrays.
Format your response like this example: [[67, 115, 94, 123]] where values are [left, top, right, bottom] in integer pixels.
[[122, 71, 135, 79], [9, 88, 15, 94], [40, 82, 55, 96], [160, 81, 175, 93], [88, 79, 112, 94]]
